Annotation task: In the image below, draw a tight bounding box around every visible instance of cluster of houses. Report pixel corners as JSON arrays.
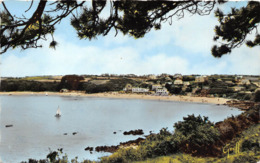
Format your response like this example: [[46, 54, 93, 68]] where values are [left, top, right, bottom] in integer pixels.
[[123, 83, 169, 96], [55, 73, 259, 98], [122, 74, 260, 97], [122, 74, 211, 96]]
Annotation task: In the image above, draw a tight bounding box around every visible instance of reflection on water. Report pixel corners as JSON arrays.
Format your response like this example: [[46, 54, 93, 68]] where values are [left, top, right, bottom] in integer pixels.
[[0, 95, 242, 163]]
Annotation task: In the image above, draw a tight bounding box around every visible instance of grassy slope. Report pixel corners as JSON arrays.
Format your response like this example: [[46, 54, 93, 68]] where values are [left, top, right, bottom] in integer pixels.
[[134, 124, 260, 163]]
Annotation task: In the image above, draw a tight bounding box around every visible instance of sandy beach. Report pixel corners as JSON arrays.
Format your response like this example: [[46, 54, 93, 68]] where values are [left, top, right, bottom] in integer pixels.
[[0, 91, 229, 105]]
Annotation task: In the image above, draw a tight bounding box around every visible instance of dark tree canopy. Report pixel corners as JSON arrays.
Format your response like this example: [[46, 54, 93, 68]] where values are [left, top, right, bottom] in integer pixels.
[[1, 0, 258, 57], [212, 1, 260, 57], [0, 0, 219, 54]]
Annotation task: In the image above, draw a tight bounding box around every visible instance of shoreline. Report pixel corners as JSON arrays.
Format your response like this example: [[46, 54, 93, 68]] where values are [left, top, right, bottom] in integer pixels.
[[0, 91, 229, 105]]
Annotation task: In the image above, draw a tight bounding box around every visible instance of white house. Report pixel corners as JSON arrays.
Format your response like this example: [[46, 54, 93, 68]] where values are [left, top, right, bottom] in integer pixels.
[[165, 76, 172, 81], [148, 75, 157, 79], [155, 88, 169, 96], [252, 82, 260, 87], [132, 87, 149, 93], [239, 79, 251, 85], [231, 86, 246, 92], [174, 79, 183, 85], [173, 73, 182, 79], [195, 76, 206, 83], [183, 82, 190, 86], [152, 84, 163, 91], [123, 83, 133, 92], [60, 88, 69, 92]]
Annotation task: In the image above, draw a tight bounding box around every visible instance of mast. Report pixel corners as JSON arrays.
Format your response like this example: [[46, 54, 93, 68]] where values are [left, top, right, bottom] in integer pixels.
[[56, 106, 61, 116]]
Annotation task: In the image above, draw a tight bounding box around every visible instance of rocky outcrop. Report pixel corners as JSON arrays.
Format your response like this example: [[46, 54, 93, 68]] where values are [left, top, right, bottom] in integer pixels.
[[84, 147, 94, 152], [226, 100, 257, 110], [86, 137, 145, 153], [123, 129, 144, 135], [95, 145, 118, 153]]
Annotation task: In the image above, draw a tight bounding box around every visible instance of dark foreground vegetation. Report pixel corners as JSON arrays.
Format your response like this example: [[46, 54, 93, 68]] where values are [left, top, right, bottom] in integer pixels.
[[22, 104, 259, 163]]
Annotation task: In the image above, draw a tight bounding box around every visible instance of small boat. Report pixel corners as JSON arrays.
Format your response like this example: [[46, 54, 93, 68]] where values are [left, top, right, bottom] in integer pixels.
[[55, 106, 61, 117], [45, 92, 48, 96]]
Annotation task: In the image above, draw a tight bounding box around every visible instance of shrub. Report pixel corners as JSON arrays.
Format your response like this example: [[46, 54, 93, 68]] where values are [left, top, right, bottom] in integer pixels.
[[243, 94, 253, 101], [174, 114, 220, 156], [174, 115, 214, 136], [242, 139, 260, 152], [232, 154, 258, 163], [254, 90, 260, 102]]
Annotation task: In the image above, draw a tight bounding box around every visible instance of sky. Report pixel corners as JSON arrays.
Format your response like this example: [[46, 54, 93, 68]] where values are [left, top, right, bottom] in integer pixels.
[[1, 1, 260, 77]]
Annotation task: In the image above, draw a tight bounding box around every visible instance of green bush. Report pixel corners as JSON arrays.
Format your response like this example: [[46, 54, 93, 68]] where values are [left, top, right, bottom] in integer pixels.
[[174, 114, 220, 156]]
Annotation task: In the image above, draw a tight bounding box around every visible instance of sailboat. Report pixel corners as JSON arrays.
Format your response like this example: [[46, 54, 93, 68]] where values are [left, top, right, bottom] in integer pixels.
[[55, 106, 61, 117]]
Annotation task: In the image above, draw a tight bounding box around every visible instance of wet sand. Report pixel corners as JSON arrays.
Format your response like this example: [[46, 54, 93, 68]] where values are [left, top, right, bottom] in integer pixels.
[[0, 91, 228, 105]]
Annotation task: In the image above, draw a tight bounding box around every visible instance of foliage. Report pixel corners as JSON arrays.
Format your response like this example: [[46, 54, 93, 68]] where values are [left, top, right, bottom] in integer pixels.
[[182, 76, 195, 81], [0, 80, 59, 92], [22, 148, 94, 163], [232, 153, 259, 163], [212, 2, 260, 57], [165, 84, 183, 95], [209, 80, 229, 88], [1, 1, 221, 54], [1, 1, 84, 54], [1, 1, 259, 58], [102, 115, 222, 162], [84, 78, 140, 93], [174, 114, 214, 136], [101, 128, 178, 163], [242, 93, 253, 101], [174, 114, 220, 156], [208, 88, 231, 95], [136, 124, 260, 163], [241, 139, 259, 152], [135, 151, 260, 163], [240, 124, 260, 153], [139, 128, 179, 158], [254, 90, 260, 102], [215, 104, 260, 147], [57, 75, 84, 91]]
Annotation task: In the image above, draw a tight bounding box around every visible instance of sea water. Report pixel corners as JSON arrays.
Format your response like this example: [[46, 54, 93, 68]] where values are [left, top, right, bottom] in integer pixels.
[[0, 95, 242, 163]]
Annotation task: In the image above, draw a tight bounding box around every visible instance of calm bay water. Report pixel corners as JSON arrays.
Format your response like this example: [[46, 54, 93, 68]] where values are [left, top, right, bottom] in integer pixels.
[[0, 95, 242, 163]]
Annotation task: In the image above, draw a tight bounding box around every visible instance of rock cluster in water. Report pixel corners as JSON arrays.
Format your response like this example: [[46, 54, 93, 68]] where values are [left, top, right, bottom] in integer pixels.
[[84, 147, 94, 151], [123, 129, 144, 135], [85, 137, 145, 153]]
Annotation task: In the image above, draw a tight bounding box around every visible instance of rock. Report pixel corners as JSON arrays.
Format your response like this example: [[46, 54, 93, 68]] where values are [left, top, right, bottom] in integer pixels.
[[5, 124, 13, 128], [95, 145, 118, 153], [119, 137, 145, 147], [123, 129, 144, 135], [113, 132, 117, 134], [94, 137, 145, 153], [64, 133, 68, 135], [72, 132, 77, 135], [85, 147, 94, 151]]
